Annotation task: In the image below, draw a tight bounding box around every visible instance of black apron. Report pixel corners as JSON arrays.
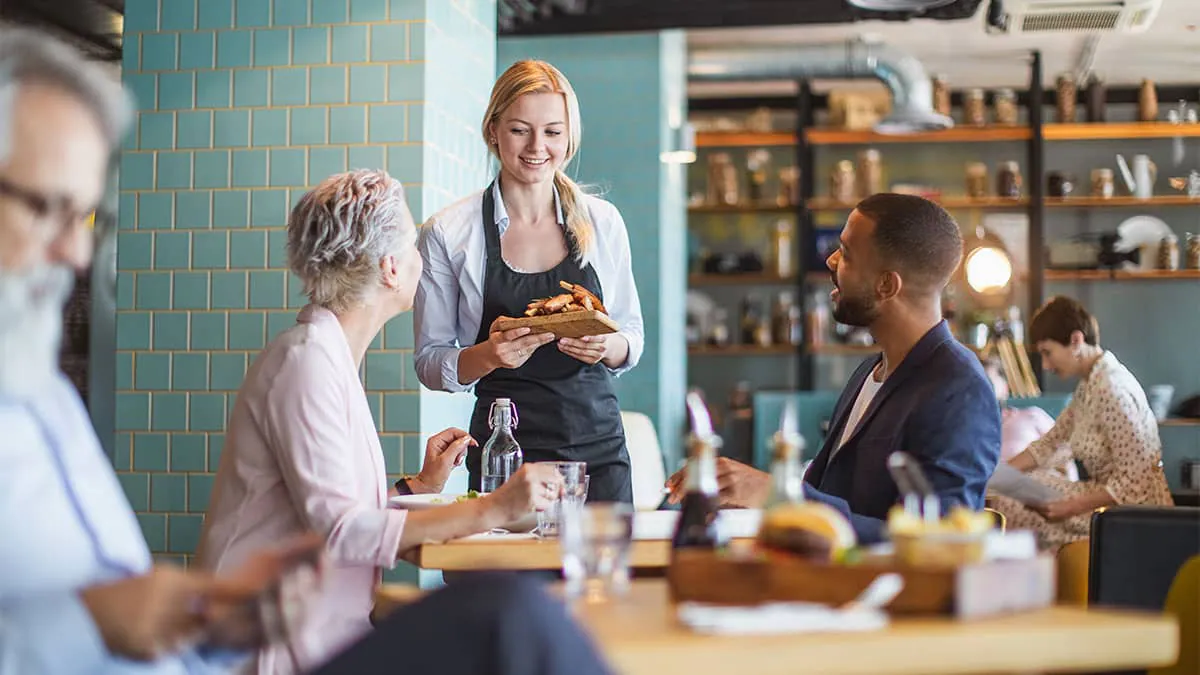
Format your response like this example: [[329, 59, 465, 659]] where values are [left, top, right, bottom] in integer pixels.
[[466, 183, 632, 503]]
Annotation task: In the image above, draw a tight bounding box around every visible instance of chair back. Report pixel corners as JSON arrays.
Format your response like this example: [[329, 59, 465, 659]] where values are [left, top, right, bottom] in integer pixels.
[[1147, 555, 1200, 675], [1056, 539, 1090, 607], [1089, 506, 1200, 611], [621, 411, 666, 511]]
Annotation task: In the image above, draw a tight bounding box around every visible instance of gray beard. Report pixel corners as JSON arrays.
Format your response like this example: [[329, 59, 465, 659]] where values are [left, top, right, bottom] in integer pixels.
[[0, 265, 73, 399]]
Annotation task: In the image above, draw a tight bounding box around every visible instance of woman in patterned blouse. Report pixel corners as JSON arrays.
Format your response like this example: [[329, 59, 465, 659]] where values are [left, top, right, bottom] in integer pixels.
[[992, 296, 1174, 550]]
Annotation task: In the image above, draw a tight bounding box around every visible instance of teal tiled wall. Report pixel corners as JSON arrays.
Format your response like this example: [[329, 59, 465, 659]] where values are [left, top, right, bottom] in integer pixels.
[[116, 0, 496, 574], [496, 31, 689, 470]]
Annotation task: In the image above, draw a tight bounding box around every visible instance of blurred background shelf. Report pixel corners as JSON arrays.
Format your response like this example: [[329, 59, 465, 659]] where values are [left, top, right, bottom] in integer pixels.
[[689, 346, 799, 357], [688, 204, 796, 214], [805, 126, 1031, 145], [1044, 196, 1200, 208], [807, 196, 1029, 211], [1044, 122, 1200, 141], [1161, 418, 1200, 427], [1045, 270, 1200, 281], [695, 131, 796, 147], [688, 273, 798, 286]]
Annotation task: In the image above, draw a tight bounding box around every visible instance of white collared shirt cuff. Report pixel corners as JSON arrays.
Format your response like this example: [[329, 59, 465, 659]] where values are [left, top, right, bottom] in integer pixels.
[[441, 348, 479, 393]]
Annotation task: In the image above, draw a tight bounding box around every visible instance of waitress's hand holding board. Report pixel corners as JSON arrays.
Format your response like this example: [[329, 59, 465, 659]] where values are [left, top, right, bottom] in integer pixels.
[[483, 322, 556, 369]]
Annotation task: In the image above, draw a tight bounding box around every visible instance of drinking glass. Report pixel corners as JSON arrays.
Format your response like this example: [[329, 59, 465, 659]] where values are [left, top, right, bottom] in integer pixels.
[[536, 461, 587, 537], [558, 502, 635, 603]]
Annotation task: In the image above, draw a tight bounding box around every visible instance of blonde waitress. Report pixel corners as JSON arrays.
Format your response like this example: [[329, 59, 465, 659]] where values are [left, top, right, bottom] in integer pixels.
[[413, 60, 644, 503]]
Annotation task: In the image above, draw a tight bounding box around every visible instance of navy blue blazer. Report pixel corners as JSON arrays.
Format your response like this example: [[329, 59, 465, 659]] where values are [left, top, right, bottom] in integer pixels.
[[802, 321, 1001, 544]]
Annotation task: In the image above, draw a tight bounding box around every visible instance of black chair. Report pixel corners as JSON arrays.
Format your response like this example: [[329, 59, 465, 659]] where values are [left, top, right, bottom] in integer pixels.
[[1088, 505, 1200, 675]]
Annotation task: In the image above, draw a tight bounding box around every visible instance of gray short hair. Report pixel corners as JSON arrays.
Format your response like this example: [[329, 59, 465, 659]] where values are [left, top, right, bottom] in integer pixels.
[[287, 169, 413, 313], [0, 27, 132, 162]]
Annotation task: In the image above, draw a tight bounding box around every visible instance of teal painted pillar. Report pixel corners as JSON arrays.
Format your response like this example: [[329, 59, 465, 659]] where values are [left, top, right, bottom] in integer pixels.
[[496, 32, 689, 470], [115, 0, 495, 585]]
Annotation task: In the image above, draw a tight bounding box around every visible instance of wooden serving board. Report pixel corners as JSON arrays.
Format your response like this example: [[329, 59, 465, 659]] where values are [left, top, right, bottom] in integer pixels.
[[492, 310, 619, 338], [667, 550, 1055, 619]]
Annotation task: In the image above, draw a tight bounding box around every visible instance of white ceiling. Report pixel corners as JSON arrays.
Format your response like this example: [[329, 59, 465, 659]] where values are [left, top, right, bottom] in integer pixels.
[[687, 0, 1200, 98]]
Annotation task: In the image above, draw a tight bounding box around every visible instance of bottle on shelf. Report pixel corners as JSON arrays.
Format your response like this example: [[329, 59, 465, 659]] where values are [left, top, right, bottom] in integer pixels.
[[771, 218, 795, 278], [481, 398, 522, 493], [805, 290, 831, 348], [772, 292, 803, 347], [671, 391, 728, 552]]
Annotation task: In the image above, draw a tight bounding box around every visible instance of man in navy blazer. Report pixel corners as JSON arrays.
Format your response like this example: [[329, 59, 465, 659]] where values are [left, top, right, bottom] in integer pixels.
[[668, 194, 1001, 544]]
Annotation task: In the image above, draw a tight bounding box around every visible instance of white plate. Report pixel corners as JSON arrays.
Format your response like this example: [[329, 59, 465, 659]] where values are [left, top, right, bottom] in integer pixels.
[[388, 493, 474, 510]]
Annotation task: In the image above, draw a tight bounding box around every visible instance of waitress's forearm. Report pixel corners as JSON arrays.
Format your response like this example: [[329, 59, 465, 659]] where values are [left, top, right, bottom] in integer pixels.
[[601, 334, 630, 370], [395, 500, 504, 554], [455, 344, 496, 385]]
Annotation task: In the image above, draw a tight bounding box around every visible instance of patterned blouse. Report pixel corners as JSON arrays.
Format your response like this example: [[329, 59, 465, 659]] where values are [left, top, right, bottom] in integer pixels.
[[1025, 351, 1173, 507]]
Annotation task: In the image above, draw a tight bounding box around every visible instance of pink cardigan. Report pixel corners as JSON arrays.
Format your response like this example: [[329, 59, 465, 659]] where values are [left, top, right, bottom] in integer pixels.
[[197, 305, 407, 674]]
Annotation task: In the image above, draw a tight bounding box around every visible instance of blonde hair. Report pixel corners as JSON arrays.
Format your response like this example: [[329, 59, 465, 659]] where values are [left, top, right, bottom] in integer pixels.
[[287, 169, 413, 313], [482, 60, 593, 259]]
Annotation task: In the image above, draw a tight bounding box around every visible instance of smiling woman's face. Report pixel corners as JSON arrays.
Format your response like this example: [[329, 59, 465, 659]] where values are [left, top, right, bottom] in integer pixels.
[[491, 92, 570, 187]]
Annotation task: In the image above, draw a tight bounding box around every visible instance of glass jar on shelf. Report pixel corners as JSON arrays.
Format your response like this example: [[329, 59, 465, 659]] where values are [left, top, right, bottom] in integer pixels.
[[1186, 233, 1200, 270], [706, 153, 739, 206], [996, 161, 1023, 199], [993, 88, 1018, 126], [963, 88, 987, 127], [856, 149, 883, 198], [831, 160, 857, 204], [965, 162, 989, 199]]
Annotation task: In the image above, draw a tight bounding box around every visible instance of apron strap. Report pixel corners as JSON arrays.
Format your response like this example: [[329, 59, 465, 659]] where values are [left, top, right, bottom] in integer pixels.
[[481, 181, 502, 262]]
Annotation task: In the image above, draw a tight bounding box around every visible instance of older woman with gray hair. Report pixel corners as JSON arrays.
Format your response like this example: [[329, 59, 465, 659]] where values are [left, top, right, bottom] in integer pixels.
[[198, 169, 565, 675]]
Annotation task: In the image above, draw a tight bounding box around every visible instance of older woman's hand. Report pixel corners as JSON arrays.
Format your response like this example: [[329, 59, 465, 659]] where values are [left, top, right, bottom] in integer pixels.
[[487, 463, 565, 523], [485, 322, 556, 370], [412, 428, 475, 493]]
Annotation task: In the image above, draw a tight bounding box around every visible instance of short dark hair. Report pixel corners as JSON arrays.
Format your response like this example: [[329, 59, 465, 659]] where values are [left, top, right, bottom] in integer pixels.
[[1029, 295, 1099, 346], [854, 193, 963, 294]]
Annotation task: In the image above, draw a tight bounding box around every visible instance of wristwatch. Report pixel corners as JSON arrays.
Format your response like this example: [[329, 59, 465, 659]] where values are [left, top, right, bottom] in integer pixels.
[[394, 475, 417, 495]]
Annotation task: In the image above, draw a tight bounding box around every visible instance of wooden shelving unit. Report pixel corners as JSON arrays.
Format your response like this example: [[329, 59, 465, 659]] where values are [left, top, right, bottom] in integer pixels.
[[805, 126, 1031, 145], [695, 131, 796, 148], [689, 345, 799, 357], [808, 344, 880, 356], [1044, 195, 1200, 208], [1045, 269, 1200, 281], [688, 273, 798, 286], [808, 196, 1029, 211], [688, 204, 795, 214], [1161, 418, 1200, 427], [1044, 122, 1200, 141]]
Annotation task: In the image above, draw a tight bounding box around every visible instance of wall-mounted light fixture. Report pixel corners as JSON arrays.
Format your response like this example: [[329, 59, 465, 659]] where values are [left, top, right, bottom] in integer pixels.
[[963, 225, 1014, 307], [660, 122, 697, 164]]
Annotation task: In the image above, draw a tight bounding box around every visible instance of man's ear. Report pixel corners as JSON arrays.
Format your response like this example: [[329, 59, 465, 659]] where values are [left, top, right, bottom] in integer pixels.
[[876, 269, 902, 301], [1069, 329, 1087, 349]]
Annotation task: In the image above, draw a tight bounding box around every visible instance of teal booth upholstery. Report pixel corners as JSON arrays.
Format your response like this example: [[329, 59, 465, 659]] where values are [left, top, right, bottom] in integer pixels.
[[751, 390, 1073, 472]]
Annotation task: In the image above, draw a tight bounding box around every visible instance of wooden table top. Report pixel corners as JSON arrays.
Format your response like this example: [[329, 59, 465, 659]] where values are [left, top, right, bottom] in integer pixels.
[[410, 510, 761, 571], [375, 580, 1179, 675]]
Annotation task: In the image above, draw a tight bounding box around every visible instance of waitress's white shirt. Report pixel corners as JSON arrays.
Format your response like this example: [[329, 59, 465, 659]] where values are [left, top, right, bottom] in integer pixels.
[[414, 181, 645, 393]]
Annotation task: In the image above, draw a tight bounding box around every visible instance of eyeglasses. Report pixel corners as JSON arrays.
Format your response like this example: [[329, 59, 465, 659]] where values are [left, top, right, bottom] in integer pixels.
[[0, 175, 98, 242]]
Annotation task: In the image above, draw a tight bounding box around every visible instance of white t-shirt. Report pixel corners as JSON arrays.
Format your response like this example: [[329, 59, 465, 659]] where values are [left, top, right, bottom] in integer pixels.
[[833, 365, 886, 457]]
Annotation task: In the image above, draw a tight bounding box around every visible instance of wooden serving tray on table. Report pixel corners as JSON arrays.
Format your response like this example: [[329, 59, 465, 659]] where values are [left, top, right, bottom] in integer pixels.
[[668, 549, 1056, 619], [492, 310, 619, 339]]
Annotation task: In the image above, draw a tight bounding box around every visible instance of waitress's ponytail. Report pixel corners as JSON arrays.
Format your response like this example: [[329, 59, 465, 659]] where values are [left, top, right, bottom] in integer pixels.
[[553, 170, 593, 260]]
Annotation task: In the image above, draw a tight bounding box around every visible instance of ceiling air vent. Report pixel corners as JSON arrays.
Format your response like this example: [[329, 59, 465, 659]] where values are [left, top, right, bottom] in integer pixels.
[[993, 0, 1162, 34]]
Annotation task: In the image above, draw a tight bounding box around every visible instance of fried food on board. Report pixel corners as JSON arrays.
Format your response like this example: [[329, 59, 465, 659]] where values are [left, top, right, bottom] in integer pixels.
[[523, 281, 607, 317]]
